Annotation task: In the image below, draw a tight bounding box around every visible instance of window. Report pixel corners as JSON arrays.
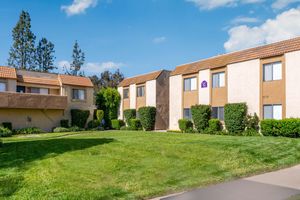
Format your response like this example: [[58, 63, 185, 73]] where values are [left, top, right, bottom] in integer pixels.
[[0, 82, 6, 92], [17, 86, 25, 93], [263, 105, 282, 119], [184, 77, 197, 91], [183, 108, 192, 120], [29, 87, 49, 94], [212, 72, 225, 88], [263, 62, 282, 81], [40, 88, 49, 95], [137, 86, 145, 97], [212, 107, 224, 121], [123, 88, 129, 99], [72, 89, 86, 100], [30, 87, 40, 94]]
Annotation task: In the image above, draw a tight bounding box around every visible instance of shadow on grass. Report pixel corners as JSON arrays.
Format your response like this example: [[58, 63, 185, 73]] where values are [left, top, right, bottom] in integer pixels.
[[0, 137, 115, 197]]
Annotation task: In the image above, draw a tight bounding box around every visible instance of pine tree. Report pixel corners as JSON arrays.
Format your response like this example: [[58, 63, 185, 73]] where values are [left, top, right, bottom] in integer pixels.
[[8, 10, 36, 70], [70, 40, 85, 76], [35, 38, 56, 72]]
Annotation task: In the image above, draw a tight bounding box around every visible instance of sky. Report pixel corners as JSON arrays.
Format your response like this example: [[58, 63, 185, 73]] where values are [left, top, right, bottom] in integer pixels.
[[1, 0, 300, 77]]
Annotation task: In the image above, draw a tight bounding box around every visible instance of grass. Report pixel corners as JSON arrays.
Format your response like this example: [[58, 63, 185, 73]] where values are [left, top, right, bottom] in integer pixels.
[[1, 131, 300, 199]]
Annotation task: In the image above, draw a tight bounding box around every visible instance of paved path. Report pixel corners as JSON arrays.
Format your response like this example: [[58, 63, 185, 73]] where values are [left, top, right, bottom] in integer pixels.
[[152, 165, 300, 200]]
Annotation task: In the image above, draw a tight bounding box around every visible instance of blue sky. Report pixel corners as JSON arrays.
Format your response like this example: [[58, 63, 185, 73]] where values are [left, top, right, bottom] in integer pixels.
[[1, 0, 300, 77]]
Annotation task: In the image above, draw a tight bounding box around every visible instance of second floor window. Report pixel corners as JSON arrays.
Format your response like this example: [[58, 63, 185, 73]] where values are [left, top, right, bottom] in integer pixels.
[[263, 62, 282, 81], [212, 72, 225, 88], [137, 86, 145, 97], [123, 88, 129, 99], [73, 89, 85, 100], [0, 82, 6, 92], [29, 87, 49, 94], [184, 77, 197, 91]]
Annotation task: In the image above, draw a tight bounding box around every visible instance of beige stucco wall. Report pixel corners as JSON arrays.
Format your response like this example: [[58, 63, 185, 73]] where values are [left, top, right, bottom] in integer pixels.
[[146, 80, 156, 107], [169, 75, 182, 130], [7, 79, 17, 92], [118, 86, 123, 119], [129, 84, 136, 109], [228, 59, 260, 115], [0, 108, 64, 132], [198, 69, 210, 105], [286, 50, 300, 118]]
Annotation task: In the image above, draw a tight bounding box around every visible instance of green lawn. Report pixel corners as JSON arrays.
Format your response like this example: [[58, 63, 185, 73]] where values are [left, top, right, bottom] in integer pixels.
[[1, 131, 300, 200]]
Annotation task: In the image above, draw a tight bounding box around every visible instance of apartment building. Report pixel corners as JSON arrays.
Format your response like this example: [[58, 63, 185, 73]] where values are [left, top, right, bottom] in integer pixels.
[[0, 66, 95, 131], [169, 37, 300, 130], [118, 70, 170, 130]]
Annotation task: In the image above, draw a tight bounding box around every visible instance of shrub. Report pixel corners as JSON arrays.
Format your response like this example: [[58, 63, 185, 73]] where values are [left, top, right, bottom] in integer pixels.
[[178, 119, 193, 133], [2, 122, 12, 131], [0, 139, 2, 147], [242, 130, 261, 136], [96, 110, 104, 122], [111, 119, 125, 130], [0, 127, 12, 137], [87, 120, 101, 129], [71, 109, 90, 128], [261, 118, 300, 138], [129, 119, 142, 130], [260, 119, 280, 136], [138, 107, 156, 131], [208, 119, 222, 132], [224, 103, 247, 134], [69, 126, 83, 132], [124, 109, 136, 126], [191, 105, 211, 133], [60, 119, 69, 128], [245, 113, 259, 131], [14, 127, 44, 135], [53, 127, 70, 133]]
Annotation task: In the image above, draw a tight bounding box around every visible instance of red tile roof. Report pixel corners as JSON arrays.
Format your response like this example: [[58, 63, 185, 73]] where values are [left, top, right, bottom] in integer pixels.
[[59, 74, 94, 87], [17, 75, 60, 86], [119, 70, 163, 87], [0, 66, 17, 79], [171, 36, 300, 76]]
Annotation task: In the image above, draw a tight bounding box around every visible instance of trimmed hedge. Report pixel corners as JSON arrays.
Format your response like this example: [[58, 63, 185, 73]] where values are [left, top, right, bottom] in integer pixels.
[[111, 119, 125, 130], [138, 107, 156, 131], [124, 109, 136, 126], [178, 119, 193, 133], [14, 127, 44, 135], [224, 103, 247, 134], [0, 127, 12, 137], [60, 119, 69, 128], [208, 119, 222, 132], [129, 119, 142, 130], [87, 120, 101, 129], [2, 122, 12, 131], [191, 105, 211, 132], [71, 109, 90, 128], [261, 119, 300, 138]]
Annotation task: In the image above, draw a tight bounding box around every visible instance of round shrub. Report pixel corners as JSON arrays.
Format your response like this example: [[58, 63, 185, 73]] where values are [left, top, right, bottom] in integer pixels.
[[138, 106, 156, 131], [53, 127, 70, 133], [124, 109, 136, 126], [71, 109, 90, 128], [178, 119, 193, 133], [224, 103, 247, 134], [0, 127, 12, 137], [129, 119, 142, 130], [191, 105, 211, 132], [87, 120, 101, 129], [208, 119, 222, 132], [111, 119, 125, 130]]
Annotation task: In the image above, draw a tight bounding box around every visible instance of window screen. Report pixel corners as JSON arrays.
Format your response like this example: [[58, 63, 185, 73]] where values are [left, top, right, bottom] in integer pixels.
[[212, 72, 225, 88], [137, 86, 145, 97], [73, 89, 86, 100], [263, 104, 282, 119], [183, 108, 192, 120], [184, 77, 197, 91], [123, 89, 129, 99], [263, 62, 282, 81]]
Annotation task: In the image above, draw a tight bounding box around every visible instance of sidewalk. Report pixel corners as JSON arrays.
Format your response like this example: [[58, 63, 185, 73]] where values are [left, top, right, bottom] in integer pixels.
[[152, 165, 300, 200]]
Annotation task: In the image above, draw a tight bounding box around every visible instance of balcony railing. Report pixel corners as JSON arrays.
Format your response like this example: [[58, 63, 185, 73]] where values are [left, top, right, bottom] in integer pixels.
[[0, 92, 67, 110]]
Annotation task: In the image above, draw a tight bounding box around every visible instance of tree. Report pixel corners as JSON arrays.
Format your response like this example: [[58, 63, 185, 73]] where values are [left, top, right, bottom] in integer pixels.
[[35, 38, 56, 72], [70, 40, 85, 76], [96, 87, 121, 128], [90, 69, 124, 92], [8, 10, 36, 70]]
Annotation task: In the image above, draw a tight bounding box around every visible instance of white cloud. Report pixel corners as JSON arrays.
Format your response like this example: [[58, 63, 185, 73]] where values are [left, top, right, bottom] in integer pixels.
[[57, 60, 124, 75], [272, 0, 300, 10], [153, 36, 167, 44], [61, 0, 98, 16], [231, 16, 260, 25], [224, 8, 300, 52], [186, 0, 263, 10]]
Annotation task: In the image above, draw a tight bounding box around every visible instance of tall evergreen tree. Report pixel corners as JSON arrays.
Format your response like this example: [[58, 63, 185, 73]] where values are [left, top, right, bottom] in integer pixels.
[[8, 10, 36, 70], [70, 40, 85, 76], [35, 38, 56, 72]]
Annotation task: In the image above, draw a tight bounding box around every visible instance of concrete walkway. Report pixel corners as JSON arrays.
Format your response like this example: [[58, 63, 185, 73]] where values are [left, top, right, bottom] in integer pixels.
[[152, 165, 300, 200]]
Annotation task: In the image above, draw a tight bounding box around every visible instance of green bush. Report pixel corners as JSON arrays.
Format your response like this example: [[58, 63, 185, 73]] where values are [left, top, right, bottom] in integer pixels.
[[2, 122, 12, 130], [191, 105, 211, 132], [0, 139, 2, 147], [261, 119, 300, 138], [124, 109, 136, 126], [178, 119, 193, 133], [60, 119, 69, 128], [129, 119, 142, 130], [138, 107, 156, 131], [69, 126, 83, 132], [111, 119, 125, 130], [208, 119, 222, 133], [87, 120, 101, 129], [224, 103, 247, 134], [53, 127, 70, 133], [71, 109, 90, 128], [96, 110, 104, 122], [245, 113, 259, 131], [14, 127, 44, 135], [0, 126, 12, 137]]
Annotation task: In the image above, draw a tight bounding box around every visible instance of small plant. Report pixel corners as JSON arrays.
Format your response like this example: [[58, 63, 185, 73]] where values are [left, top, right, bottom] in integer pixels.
[[71, 109, 90, 128], [0, 126, 12, 137], [138, 107, 156, 131], [178, 119, 193, 133], [2, 122, 12, 131], [96, 110, 104, 122], [53, 127, 70, 133], [87, 120, 101, 129], [129, 119, 142, 130], [124, 109, 136, 126], [191, 105, 211, 132], [69, 126, 83, 132], [245, 113, 259, 131], [60, 119, 69, 128], [14, 127, 44, 135], [111, 119, 125, 130]]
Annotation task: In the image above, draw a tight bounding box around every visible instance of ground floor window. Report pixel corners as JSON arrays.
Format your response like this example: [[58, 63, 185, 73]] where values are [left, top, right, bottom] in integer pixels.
[[183, 108, 192, 120], [263, 104, 282, 119], [212, 107, 224, 121]]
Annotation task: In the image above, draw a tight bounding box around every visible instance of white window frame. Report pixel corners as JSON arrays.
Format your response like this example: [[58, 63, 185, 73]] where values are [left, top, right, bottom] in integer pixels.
[[263, 62, 282, 82], [212, 72, 225, 88], [184, 77, 197, 91], [136, 86, 145, 97], [72, 89, 86, 100], [263, 104, 282, 120]]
